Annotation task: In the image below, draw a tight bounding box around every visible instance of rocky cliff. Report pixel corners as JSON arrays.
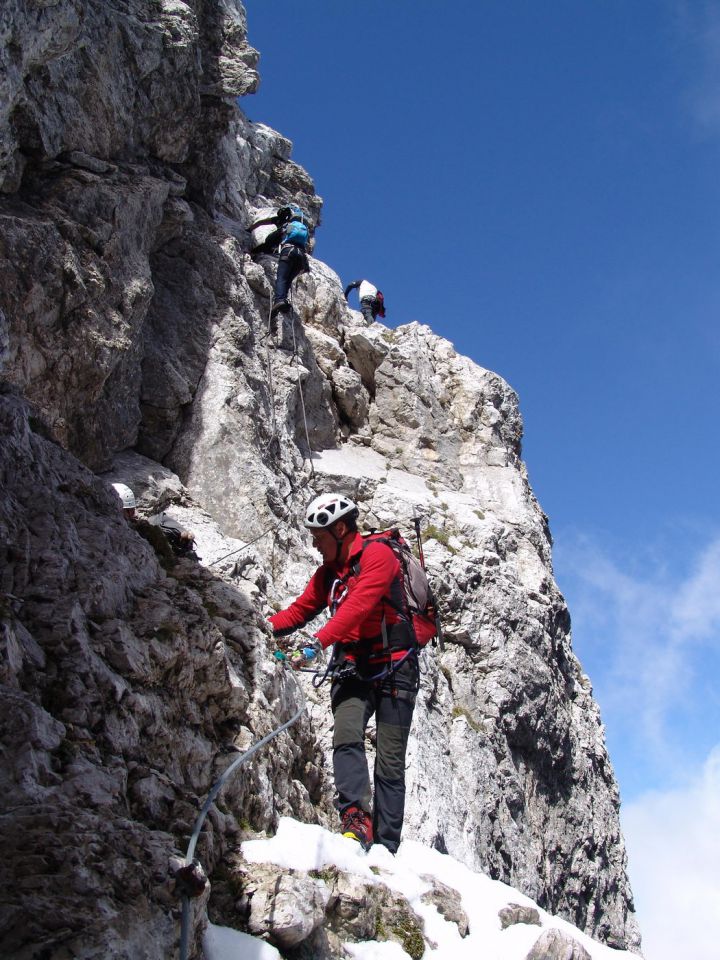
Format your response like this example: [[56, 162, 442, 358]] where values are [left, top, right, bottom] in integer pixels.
[[0, 2, 640, 957]]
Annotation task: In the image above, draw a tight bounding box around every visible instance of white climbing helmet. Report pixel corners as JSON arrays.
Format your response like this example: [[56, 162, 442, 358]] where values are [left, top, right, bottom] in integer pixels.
[[111, 482, 136, 510], [304, 494, 358, 529]]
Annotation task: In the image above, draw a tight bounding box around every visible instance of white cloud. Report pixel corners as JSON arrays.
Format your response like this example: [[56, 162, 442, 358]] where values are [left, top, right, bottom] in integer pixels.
[[671, 538, 720, 641], [555, 533, 720, 956], [673, 1, 720, 136], [554, 532, 720, 771], [622, 746, 720, 960]]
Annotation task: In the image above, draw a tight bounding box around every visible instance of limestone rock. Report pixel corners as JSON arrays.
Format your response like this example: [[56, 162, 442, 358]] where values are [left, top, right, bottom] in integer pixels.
[[344, 324, 391, 395], [421, 875, 470, 937], [0, 395, 326, 957], [247, 870, 330, 948], [374, 891, 427, 959], [499, 902, 542, 929], [231, 860, 427, 958], [0, 309, 8, 371], [331, 365, 370, 430], [525, 927, 593, 960], [325, 870, 381, 941]]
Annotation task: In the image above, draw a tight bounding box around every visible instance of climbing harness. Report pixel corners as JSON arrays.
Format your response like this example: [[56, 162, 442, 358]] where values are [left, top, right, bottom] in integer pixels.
[[177, 663, 308, 960], [363, 646, 417, 684], [308, 641, 418, 689]]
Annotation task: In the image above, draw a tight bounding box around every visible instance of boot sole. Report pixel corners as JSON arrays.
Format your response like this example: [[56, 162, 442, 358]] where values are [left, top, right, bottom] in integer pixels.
[[342, 831, 372, 851]]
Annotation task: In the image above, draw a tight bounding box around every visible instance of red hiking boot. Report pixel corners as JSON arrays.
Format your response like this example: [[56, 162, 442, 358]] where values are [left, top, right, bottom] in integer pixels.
[[341, 805, 373, 851]]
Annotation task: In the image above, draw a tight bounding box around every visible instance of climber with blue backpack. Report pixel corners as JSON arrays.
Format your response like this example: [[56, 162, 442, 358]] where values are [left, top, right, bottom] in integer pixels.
[[250, 204, 310, 317], [269, 493, 438, 854]]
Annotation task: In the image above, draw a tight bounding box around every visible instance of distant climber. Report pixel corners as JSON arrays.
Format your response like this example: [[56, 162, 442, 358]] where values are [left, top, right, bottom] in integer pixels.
[[344, 280, 386, 324], [269, 493, 419, 855], [111, 483, 198, 562], [250, 205, 310, 316], [111, 482, 137, 520], [148, 512, 199, 560]]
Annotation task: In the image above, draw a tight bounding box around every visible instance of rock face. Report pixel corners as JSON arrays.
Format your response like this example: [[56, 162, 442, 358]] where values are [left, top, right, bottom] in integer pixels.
[[0, 393, 325, 958], [0, 1, 640, 957], [525, 928, 593, 960]]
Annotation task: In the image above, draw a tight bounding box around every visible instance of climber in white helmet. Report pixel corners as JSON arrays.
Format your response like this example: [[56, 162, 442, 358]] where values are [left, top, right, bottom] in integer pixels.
[[110, 482, 198, 561], [111, 482, 136, 519], [269, 493, 419, 856]]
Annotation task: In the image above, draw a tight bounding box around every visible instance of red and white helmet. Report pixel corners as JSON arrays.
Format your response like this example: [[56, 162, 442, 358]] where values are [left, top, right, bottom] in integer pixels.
[[304, 494, 358, 529]]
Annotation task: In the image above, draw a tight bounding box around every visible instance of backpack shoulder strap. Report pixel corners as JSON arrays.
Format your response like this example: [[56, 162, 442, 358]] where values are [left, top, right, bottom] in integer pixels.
[[358, 531, 413, 619], [338, 533, 395, 584]]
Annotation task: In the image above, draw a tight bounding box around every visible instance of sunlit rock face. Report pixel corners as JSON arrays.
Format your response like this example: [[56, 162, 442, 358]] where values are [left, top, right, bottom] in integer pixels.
[[0, 1, 640, 955]]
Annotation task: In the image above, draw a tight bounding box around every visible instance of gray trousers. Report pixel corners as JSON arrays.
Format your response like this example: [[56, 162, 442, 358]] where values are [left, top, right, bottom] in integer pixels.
[[331, 656, 418, 853], [359, 296, 378, 324]]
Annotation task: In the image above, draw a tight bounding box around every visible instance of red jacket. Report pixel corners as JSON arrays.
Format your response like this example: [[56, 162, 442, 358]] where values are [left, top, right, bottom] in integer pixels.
[[269, 532, 411, 660]]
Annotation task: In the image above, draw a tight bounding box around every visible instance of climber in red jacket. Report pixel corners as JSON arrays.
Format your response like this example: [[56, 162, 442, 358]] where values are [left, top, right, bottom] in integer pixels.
[[269, 493, 419, 854]]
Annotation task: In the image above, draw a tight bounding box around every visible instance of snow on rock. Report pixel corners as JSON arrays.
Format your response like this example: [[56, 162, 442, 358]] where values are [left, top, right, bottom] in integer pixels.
[[234, 817, 637, 960], [313, 446, 390, 482], [244, 818, 380, 879], [345, 943, 411, 960], [204, 924, 281, 959]]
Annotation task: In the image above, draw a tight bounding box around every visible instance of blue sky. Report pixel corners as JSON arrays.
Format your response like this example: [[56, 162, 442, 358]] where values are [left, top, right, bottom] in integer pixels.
[[242, 3, 720, 954]]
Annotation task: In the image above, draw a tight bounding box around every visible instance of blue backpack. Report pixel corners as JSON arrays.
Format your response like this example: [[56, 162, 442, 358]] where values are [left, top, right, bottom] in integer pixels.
[[283, 219, 309, 248]]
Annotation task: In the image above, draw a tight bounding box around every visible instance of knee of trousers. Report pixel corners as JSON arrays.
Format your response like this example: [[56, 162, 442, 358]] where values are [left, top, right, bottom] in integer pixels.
[[333, 696, 369, 748], [375, 722, 410, 781]]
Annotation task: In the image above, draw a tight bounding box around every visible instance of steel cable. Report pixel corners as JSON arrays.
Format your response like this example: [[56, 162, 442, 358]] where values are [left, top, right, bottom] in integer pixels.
[[178, 667, 307, 959]]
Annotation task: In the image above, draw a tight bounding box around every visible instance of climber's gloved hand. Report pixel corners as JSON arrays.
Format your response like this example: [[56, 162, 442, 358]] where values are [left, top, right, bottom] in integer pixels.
[[286, 639, 323, 670], [290, 639, 323, 669], [273, 633, 294, 656]]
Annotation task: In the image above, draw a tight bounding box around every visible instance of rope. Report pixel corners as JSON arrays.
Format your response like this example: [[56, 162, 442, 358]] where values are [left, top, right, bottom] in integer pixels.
[[289, 289, 315, 479], [208, 280, 318, 571], [207, 520, 282, 568], [264, 296, 279, 447], [205, 466, 319, 575], [178, 666, 308, 960], [206, 463, 318, 570]]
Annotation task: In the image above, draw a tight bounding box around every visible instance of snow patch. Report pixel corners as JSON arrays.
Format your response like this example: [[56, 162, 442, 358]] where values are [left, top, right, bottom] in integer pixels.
[[237, 818, 635, 960], [313, 446, 388, 480], [204, 924, 281, 959]]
